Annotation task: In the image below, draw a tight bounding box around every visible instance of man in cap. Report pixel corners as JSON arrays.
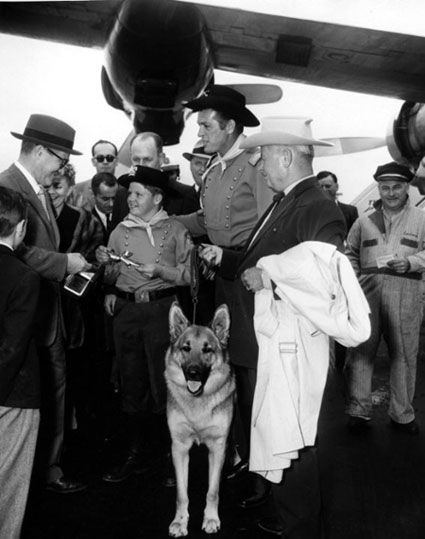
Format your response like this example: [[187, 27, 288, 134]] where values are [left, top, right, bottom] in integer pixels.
[[96, 166, 193, 484], [182, 140, 211, 191], [345, 162, 425, 436], [200, 117, 346, 539], [0, 113, 90, 493]]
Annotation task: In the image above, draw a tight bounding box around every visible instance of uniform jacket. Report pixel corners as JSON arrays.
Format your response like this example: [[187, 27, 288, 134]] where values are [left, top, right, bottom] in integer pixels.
[[249, 242, 371, 482], [107, 214, 193, 293], [0, 164, 68, 346], [218, 176, 347, 368], [346, 200, 425, 277], [177, 145, 273, 247], [0, 246, 40, 408]]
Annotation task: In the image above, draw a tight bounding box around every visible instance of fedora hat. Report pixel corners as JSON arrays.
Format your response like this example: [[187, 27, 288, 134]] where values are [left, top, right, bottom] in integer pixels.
[[184, 85, 259, 127], [182, 140, 210, 161], [241, 116, 334, 149], [11, 114, 82, 156], [373, 161, 414, 183], [118, 165, 180, 196]]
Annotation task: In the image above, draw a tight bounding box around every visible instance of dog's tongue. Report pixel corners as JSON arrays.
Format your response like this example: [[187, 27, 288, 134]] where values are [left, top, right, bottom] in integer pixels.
[[187, 380, 202, 394]]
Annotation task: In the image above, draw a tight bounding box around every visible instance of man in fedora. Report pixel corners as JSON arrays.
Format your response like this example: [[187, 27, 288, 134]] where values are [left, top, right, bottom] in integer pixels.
[[0, 113, 90, 494], [345, 162, 425, 436], [200, 117, 346, 538], [177, 86, 274, 487], [96, 165, 193, 485]]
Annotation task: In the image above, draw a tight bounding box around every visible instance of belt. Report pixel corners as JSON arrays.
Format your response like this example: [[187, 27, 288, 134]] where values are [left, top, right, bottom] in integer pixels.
[[116, 287, 177, 303], [361, 267, 422, 280]]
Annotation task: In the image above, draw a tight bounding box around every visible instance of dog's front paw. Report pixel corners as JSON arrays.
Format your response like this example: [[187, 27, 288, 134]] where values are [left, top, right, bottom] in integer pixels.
[[169, 519, 188, 537], [202, 516, 221, 534]]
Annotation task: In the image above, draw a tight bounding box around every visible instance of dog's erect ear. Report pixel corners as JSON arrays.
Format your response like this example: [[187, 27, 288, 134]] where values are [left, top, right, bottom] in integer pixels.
[[169, 301, 189, 343], [211, 304, 231, 347]]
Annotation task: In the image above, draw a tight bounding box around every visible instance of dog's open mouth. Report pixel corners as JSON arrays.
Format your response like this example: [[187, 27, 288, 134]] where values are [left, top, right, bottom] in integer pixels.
[[183, 365, 211, 396], [186, 380, 203, 395]]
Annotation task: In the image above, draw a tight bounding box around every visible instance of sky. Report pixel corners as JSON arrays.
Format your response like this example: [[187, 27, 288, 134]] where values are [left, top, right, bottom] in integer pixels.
[[0, 1, 410, 204]]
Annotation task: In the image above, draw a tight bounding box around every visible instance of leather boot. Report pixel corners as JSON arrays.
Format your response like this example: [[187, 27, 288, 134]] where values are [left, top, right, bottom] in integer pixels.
[[102, 414, 148, 483], [102, 450, 149, 483], [238, 473, 271, 509]]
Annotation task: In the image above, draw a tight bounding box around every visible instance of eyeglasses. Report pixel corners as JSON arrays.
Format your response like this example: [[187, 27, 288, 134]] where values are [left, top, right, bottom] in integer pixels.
[[94, 154, 116, 163], [45, 147, 69, 169]]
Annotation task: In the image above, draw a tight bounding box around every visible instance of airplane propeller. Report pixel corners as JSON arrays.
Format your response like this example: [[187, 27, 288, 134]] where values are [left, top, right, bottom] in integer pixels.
[[315, 136, 387, 157], [227, 84, 283, 105]]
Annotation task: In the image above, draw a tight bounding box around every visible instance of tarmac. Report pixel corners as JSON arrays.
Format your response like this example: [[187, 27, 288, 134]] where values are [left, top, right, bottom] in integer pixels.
[[21, 334, 425, 539]]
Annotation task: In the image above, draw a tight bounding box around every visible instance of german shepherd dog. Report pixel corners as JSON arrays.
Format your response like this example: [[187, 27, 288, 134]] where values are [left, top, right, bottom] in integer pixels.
[[165, 302, 235, 537]]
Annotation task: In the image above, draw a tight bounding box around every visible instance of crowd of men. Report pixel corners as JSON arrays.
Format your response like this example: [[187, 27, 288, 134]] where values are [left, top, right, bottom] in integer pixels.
[[1, 84, 425, 539]]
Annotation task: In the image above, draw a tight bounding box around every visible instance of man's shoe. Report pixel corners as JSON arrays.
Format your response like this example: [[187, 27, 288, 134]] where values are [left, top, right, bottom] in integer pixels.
[[226, 459, 249, 480], [347, 416, 370, 434], [238, 488, 271, 509], [102, 453, 148, 483], [390, 419, 419, 436], [257, 516, 285, 537], [45, 476, 87, 494]]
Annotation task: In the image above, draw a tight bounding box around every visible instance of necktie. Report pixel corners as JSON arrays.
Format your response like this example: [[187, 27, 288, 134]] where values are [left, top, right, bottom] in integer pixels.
[[273, 191, 286, 203], [106, 215, 114, 235], [37, 186, 50, 220]]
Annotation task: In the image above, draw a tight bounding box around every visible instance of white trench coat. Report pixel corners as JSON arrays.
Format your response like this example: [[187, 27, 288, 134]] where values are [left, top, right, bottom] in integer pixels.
[[250, 241, 371, 483]]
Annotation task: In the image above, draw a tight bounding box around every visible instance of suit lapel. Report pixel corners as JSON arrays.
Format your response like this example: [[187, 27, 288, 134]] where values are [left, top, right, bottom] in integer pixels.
[[246, 192, 296, 254], [244, 177, 316, 255], [10, 164, 61, 248]]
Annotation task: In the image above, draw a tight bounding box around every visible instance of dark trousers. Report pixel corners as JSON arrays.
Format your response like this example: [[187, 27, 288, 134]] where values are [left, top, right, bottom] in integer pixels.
[[113, 296, 175, 415], [272, 446, 322, 539]]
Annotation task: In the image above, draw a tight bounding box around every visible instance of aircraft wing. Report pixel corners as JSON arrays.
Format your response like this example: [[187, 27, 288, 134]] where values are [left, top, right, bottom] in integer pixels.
[[1, 1, 425, 102]]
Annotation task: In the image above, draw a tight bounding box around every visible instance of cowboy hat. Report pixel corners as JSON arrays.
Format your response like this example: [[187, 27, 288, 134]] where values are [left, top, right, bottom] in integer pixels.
[[182, 140, 210, 161], [184, 85, 259, 127], [118, 165, 180, 196], [11, 114, 82, 155], [240, 116, 334, 148]]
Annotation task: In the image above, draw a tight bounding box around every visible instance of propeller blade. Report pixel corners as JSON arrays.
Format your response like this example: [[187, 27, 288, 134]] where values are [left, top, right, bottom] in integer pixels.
[[227, 84, 283, 104], [116, 129, 135, 171], [316, 137, 386, 157]]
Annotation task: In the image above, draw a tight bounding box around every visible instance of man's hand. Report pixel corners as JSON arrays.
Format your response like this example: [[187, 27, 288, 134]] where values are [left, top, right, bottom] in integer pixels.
[[241, 267, 264, 293], [387, 256, 410, 273], [96, 245, 112, 265], [136, 263, 160, 279], [104, 294, 117, 316], [66, 253, 91, 275], [199, 244, 223, 267]]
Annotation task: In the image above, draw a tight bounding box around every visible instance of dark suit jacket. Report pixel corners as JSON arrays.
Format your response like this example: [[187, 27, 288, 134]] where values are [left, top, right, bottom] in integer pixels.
[[219, 176, 347, 368], [0, 164, 68, 346], [91, 207, 112, 245], [0, 246, 40, 408], [338, 201, 358, 235]]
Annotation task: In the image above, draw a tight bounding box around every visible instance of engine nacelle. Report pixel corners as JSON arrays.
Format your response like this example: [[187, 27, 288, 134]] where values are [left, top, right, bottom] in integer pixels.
[[387, 101, 425, 193], [102, 0, 214, 145]]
